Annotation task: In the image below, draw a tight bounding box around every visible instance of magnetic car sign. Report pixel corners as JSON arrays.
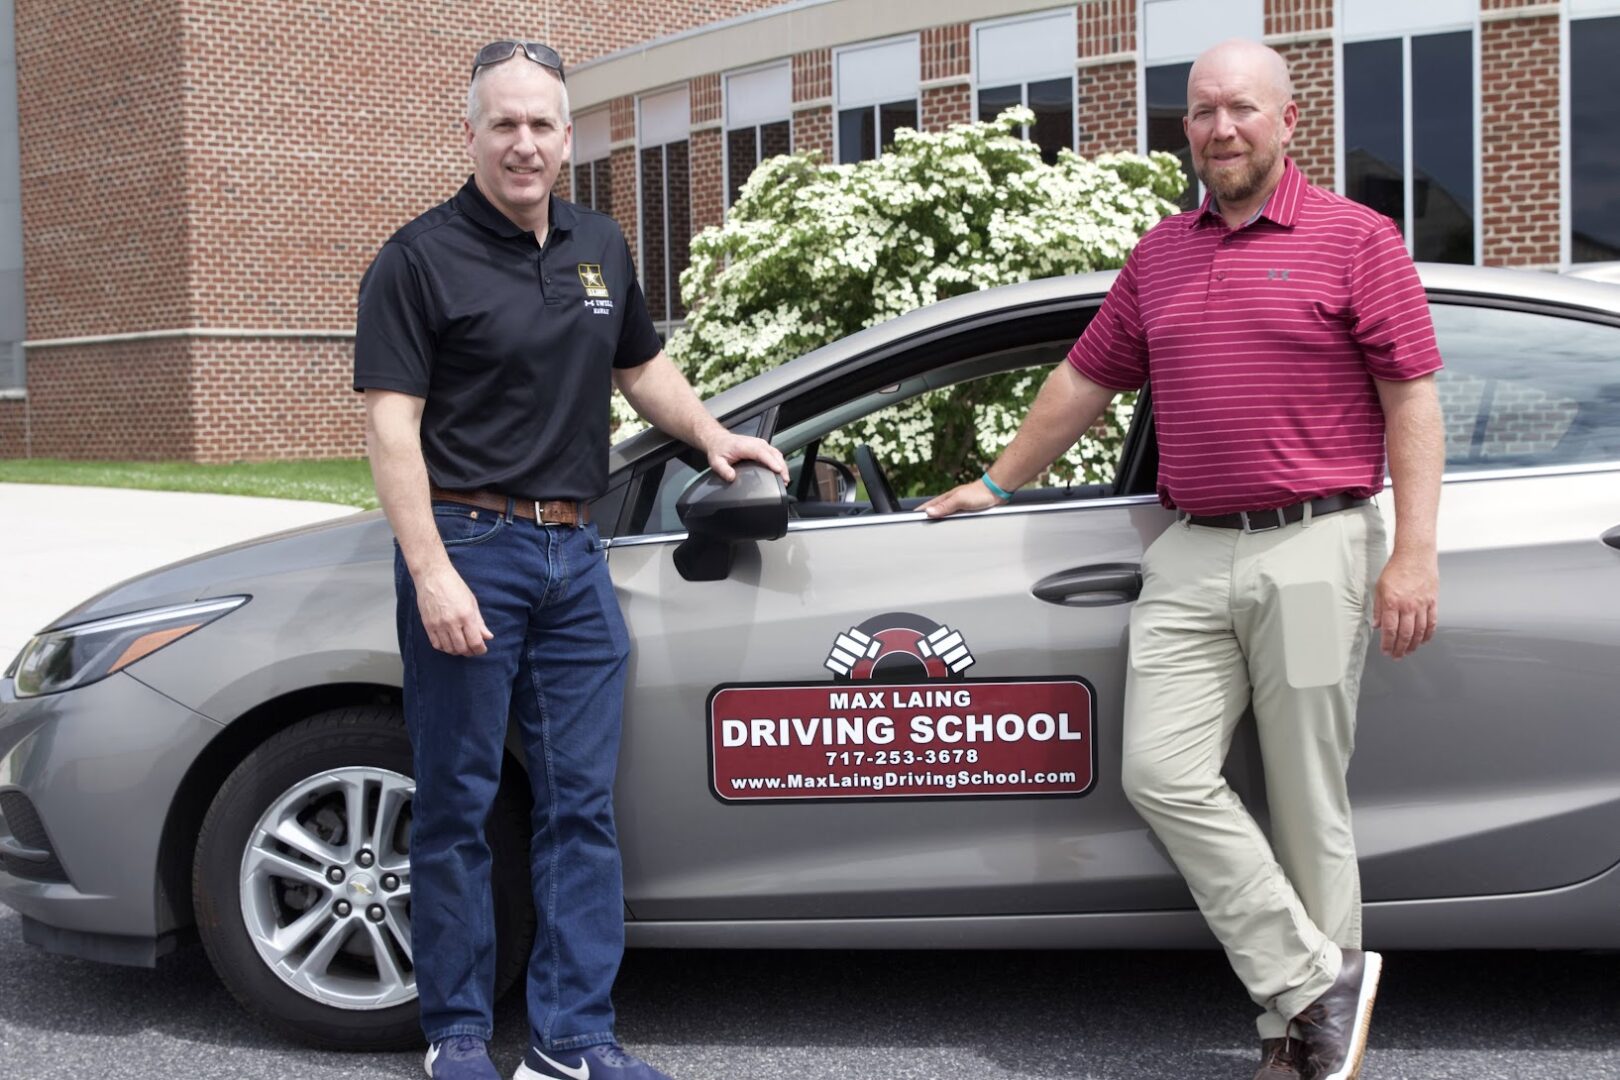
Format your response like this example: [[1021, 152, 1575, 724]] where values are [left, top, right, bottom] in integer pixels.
[[708, 612, 1096, 802]]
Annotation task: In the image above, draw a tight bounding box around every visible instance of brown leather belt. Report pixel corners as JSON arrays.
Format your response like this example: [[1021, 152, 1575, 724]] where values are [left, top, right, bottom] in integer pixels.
[[1184, 493, 1367, 532], [429, 485, 590, 527]]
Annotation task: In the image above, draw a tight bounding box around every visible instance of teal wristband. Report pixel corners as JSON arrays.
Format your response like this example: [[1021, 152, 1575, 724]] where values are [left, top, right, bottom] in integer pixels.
[[980, 471, 1013, 501]]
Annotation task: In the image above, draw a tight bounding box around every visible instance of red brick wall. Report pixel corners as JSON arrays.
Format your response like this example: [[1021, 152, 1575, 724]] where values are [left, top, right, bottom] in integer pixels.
[[1276, 37, 1335, 188], [792, 49, 834, 162], [0, 401, 25, 457], [690, 73, 722, 124], [1481, 13, 1561, 267], [922, 24, 970, 81], [17, 0, 189, 340], [1265, 0, 1333, 37], [1077, 62, 1138, 157], [609, 97, 639, 261], [13, 342, 195, 460], [922, 86, 973, 133], [191, 340, 365, 462], [690, 127, 724, 235], [1076, 1, 1136, 157], [1077, 0, 1136, 58]]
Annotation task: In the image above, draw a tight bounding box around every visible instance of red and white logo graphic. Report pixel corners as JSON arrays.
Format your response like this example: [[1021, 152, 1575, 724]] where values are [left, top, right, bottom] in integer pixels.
[[823, 612, 975, 681], [709, 611, 1096, 803]]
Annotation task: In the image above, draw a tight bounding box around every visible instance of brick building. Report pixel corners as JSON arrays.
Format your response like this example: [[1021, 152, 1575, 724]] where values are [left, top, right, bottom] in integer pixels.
[[1, 0, 1617, 462]]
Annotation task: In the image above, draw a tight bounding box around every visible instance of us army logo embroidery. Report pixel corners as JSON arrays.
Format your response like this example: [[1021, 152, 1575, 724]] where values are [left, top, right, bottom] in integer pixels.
[[578, 263, 610, 298]]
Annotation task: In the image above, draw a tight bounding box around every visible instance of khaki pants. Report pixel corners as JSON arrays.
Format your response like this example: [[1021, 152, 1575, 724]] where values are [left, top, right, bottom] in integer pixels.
[[1121, 503, 1387, 1036]]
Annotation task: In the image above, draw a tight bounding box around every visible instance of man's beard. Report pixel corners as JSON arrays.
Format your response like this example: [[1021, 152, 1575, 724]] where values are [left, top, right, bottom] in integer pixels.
[[1196, 142, 1280, 206]]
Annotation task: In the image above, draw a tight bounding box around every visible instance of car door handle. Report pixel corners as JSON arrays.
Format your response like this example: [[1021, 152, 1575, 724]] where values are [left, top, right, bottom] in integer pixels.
[[1031, 564, 1143, 607], [1605, 525, 1620, 551]]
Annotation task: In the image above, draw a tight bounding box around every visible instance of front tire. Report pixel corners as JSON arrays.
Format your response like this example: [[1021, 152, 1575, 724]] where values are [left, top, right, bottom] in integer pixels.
[[193, 705, 533, 1050]]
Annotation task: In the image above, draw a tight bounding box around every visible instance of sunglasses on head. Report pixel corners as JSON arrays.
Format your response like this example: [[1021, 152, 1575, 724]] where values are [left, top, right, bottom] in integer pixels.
[[471, 40, 565, 82]]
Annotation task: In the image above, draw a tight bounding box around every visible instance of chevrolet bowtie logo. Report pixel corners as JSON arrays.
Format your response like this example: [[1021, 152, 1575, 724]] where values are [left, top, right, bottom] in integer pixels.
[[349, 878, 374, 897]]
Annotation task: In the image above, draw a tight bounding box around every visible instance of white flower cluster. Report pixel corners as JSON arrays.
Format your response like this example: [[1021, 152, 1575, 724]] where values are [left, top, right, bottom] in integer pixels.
[[616, 108, 1185, 491]]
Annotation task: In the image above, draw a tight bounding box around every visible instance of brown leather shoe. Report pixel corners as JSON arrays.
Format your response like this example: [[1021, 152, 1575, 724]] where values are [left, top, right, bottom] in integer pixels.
[[1253, 1038, 1302, 1079], [1293, 949, 1383, 1080]]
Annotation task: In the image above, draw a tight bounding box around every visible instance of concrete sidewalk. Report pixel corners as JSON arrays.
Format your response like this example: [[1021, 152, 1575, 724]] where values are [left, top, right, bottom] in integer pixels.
[[0, 484, 358, 667]]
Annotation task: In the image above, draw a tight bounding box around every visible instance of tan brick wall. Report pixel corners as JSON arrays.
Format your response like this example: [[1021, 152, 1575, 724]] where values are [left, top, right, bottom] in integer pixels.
[[1265, 0, 1333, 37], [190, 340, 365, 462], [18, 0, 189, 340], [1077, 61, 1138, 157], [12, 341, 195, 460], [922, 24, 971, 82], [1276, 37, 1335, 188], [1481, 13, 1561, 267], [690, 127, 724, 236]]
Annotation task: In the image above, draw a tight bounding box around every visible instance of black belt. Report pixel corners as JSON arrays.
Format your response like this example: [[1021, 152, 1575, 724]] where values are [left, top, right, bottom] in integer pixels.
[[1184, 493, 1368, 532]]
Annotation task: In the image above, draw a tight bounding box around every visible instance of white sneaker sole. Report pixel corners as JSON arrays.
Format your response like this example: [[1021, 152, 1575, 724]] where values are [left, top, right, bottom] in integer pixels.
[[1318, 950, 1383, 1080]]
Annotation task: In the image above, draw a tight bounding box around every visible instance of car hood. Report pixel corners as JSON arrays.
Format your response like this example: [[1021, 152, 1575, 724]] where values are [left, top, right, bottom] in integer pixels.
[[41, 511, 395, 630]]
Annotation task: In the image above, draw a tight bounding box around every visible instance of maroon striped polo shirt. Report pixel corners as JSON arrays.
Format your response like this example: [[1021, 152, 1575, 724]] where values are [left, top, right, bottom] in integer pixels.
[[1067, 156, 1442, 516]]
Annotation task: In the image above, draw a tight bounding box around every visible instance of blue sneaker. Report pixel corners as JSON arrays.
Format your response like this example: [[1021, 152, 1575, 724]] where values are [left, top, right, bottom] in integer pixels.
[[425, 1035, 502, 1079], [514, 1042, 674, 1080]]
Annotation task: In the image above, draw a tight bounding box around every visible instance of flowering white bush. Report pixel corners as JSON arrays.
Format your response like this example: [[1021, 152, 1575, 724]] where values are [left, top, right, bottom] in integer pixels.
[[619, 108, 1186, 493]]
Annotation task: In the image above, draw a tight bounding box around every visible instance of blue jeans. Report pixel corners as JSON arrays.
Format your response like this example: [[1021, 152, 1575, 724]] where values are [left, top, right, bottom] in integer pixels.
[[396, 502, 630, 1052]]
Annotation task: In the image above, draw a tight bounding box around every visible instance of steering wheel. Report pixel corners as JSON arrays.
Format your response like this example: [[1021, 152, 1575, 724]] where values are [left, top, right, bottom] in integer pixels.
[[854, 444, 900, 514]]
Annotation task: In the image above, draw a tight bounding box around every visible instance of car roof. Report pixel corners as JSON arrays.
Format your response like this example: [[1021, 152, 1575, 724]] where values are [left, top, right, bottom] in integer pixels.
[[610, 262, 1620, 471]]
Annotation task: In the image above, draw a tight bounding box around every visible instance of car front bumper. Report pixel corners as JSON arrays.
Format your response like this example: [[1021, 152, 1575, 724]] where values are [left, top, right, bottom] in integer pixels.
[[0, 672, 221, 955]]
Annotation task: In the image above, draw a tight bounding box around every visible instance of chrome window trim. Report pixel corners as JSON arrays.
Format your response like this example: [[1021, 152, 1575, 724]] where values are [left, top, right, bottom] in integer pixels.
[[605, 492, 1164, 549], [1439, 459, 1620, 484]]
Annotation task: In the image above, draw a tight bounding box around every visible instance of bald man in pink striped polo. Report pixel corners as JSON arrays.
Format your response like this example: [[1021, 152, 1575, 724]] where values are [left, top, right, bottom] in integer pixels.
[[923, 38, 1443, 1080]]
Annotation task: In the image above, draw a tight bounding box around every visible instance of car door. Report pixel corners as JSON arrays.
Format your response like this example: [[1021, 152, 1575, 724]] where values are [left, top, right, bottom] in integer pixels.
[[604, 307, 1187, 922], [1352, 288, 1620, 902]]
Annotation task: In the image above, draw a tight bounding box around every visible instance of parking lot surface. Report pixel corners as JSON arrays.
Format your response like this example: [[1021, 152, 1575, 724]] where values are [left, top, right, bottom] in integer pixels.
[[0, 905, 1614, 1080], [0, 483, 355, 664]]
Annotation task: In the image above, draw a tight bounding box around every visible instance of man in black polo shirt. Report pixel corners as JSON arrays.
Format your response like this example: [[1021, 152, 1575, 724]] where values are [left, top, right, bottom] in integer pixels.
[[354, 41, 785, 1080]]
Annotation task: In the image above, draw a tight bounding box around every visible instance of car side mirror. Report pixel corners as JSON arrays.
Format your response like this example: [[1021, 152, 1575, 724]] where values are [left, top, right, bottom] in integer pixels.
[[673, 462, 789, 582]]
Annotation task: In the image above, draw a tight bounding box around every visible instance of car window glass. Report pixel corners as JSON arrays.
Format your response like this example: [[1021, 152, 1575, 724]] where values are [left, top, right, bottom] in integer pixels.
[[1432, 303, 1620, 472]]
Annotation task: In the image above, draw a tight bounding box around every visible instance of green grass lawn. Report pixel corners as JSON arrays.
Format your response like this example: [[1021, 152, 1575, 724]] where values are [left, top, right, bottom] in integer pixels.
[[0, 458, 378, 508]]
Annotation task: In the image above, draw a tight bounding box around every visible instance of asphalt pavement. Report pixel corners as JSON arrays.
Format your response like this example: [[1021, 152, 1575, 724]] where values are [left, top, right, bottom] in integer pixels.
[[0, 902, 1616, 1079], [0, 483, 357, 665]]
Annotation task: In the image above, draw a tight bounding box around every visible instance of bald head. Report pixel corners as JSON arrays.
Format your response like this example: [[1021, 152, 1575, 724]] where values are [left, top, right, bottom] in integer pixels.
[[1189, 39, 1293, 113], [1182, 38, 1298, 221]]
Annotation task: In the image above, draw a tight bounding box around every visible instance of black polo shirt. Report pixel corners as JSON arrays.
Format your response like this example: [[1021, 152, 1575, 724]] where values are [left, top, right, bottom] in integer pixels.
[[354, 177, 662, 502]]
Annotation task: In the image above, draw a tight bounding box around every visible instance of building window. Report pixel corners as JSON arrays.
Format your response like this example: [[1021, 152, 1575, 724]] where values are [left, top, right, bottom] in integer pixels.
[[834, 36, 920, 164], [570, 109, 613, 218], [724, 63, 793, 208], [1144, 63, 1196, 211], [638, 87, 692, 326], [974, 10, 1075, 164], [1340, 0, 1476, 264], [1139, 0, 1264, 213], [1571, 15, 1620, 262]]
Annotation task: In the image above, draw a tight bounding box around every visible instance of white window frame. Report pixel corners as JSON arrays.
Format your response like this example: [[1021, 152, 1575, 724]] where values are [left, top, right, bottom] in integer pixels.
[[635, 85, 693, 331], [1563, 4, 1620, 268], [1334, 2, 1482, 265], [569, 108, 612, 213], [832, 34, 921, 163], [970, 7, 1079, 153], [722, 60, 793, 219]]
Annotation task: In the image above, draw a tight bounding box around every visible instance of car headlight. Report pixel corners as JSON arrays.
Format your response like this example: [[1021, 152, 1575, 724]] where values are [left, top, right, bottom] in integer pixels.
[[5, 597, 249, 698]]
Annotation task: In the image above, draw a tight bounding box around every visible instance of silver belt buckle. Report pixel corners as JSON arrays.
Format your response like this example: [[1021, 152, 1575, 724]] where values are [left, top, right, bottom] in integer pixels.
[[1239, 508, 1287, 533], [534, 500, 546, 524]]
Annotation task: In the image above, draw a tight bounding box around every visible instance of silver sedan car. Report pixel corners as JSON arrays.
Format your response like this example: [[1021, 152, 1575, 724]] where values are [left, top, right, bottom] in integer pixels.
[[3, 265, 1618, 1049]]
